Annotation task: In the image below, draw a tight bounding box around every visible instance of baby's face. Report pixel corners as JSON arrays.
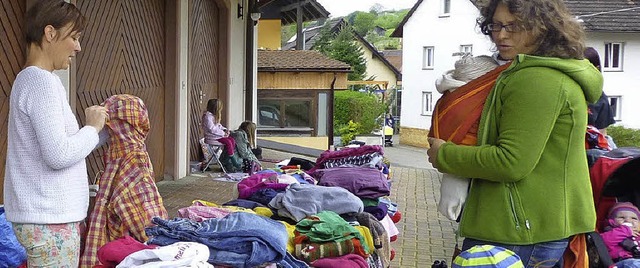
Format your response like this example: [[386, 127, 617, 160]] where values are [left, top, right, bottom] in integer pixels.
[[615, 210, 640, 230]]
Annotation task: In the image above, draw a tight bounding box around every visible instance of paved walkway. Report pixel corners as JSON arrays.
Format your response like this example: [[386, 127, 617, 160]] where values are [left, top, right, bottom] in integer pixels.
[[156, 137, 458, 267]]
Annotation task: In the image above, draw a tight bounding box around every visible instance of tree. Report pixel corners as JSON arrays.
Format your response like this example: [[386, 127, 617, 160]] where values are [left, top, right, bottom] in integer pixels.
[[314, 25, 367, 81], [351, 11, 377, 36]]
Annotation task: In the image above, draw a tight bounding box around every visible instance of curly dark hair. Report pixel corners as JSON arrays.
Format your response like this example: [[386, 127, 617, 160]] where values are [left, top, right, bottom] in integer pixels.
[[477, 0, 585, 59]]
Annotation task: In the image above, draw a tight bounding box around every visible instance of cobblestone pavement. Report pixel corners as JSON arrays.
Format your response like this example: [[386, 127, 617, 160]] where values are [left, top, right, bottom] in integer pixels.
[[156, 145, 458, 267]]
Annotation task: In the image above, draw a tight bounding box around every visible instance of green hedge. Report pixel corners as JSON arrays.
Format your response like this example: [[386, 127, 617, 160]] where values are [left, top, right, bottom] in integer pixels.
[[608, 125, 640, 148], [334, 90, 386, 143]]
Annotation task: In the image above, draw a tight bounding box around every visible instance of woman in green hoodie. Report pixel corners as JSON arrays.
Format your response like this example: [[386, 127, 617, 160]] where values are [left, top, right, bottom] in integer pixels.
[[427, 0, 601, 267]]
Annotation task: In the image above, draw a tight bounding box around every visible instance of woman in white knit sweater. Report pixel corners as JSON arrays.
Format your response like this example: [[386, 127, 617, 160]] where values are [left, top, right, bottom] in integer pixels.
[[4, 0, 108, 266]]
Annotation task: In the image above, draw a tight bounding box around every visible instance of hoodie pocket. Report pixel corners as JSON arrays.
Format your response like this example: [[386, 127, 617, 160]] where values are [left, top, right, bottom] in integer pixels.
[[507, 183, 530, 235]]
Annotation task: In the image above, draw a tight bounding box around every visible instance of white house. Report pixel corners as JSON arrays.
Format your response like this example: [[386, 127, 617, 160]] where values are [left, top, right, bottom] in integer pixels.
[[566, 0, 640, 129], [392, 0, 640, 148], [391, 0, 493, 148]]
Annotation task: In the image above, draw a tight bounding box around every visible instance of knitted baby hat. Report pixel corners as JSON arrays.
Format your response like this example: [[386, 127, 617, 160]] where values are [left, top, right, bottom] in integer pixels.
[[453, 245, 524, 268], [608, 202, 640, 219], [435, 54, 499, 93]]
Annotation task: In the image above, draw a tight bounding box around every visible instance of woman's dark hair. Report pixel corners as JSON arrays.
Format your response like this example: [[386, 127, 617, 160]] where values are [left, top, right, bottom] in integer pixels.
[[477, 0, 585, 59], [206, 99, 222, 121], [584, 47, 602, 71], [26, 0, 86, 47]]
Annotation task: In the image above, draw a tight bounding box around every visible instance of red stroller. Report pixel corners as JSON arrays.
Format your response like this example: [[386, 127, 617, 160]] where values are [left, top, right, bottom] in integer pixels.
[[587, 148, 640, 267]]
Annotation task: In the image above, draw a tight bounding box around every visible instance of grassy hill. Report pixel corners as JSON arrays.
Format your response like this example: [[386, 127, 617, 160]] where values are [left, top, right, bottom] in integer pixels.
[[281, 8, 409, 50]]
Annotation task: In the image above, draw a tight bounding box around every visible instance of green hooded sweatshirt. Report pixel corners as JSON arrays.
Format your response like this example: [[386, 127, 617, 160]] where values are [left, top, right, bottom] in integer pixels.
[[436, 54, 602, 244]]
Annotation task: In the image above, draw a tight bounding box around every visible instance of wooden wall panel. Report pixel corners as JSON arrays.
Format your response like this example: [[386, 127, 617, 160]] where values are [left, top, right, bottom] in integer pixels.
[[258, 72, 349, 90], [189, 0, 220, 162], [76, 0, 166, 181], [0, 0, 26, 204]]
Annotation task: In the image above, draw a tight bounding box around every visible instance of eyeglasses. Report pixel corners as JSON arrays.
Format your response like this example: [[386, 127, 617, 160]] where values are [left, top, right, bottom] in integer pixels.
[[485, 23, 525, 33]]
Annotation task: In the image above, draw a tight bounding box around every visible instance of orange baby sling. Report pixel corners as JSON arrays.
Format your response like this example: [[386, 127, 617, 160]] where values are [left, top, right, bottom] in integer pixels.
[[429, 63, 509, 145]]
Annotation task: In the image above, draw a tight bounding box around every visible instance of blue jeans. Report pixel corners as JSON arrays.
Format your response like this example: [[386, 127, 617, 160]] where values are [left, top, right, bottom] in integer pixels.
[[462, 237, 569, 268], [146, 213, 289, 268], [615, 258, 640, 268]]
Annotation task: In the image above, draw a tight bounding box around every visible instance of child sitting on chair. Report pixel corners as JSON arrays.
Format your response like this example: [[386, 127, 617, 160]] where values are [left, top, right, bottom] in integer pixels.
[[600, 202, 640, 267], [202, 98, 235, 156]]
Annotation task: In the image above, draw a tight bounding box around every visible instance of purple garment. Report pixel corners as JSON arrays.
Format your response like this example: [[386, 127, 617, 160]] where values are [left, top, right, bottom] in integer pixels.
[[317, 167, 390, 199], [364, 204, 388, 221], [601, 222, 637, 260], [310, 145, 383, 173], [237, 172, 290, 199], [311, 254, 368, 268]]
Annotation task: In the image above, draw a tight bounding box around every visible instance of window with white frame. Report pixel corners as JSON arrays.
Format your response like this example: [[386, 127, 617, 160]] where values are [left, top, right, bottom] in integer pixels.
[[422, 46, 434, 69], [604, 42, 623, 71], [609, 96, 622, 120], [460, 45, 473, 55], [422, 91, 433, 115], [441, 0, 451, 15]]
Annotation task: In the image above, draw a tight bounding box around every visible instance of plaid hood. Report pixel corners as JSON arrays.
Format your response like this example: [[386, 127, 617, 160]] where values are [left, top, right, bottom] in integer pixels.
[[102, 94, 150, 158]]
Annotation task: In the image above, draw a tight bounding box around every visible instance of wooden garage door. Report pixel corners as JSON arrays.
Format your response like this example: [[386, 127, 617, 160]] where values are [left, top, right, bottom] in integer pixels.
[[189, 0, 221, 161], [0, 0, 26, 203], [76, 0, 166, 181]]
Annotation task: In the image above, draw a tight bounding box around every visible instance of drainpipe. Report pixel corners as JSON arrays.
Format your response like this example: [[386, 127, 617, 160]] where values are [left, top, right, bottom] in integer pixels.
[[328, 73, 336, 149], [244, 0, 256, 121]]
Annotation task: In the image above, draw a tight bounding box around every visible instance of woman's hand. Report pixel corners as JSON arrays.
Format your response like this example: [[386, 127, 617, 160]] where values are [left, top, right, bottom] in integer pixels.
[[427, 137, 446, 169], [85, 105, 108, 132]]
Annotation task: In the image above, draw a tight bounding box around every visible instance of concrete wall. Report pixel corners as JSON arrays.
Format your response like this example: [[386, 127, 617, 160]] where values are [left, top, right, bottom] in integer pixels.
[[399, 126, 429, 148], [226, 0, 251, 129]]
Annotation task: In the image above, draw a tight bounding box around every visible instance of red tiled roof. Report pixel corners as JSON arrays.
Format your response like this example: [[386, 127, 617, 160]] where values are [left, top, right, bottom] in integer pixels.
[[258, 50, 351, 71]]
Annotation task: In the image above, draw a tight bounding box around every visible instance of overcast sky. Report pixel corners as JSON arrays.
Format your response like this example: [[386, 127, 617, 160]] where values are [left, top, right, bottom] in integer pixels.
[[315, 0, 417, 18]]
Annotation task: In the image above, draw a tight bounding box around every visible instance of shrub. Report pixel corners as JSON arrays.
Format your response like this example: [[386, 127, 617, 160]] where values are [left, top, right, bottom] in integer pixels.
[[334, 90, 386, 139], [338, 120, 361, 144], [608, 126, 640, 148]]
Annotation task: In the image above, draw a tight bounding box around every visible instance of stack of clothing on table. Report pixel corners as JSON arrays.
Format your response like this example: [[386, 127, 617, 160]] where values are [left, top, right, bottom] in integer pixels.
[[93, 145, 401, 267]]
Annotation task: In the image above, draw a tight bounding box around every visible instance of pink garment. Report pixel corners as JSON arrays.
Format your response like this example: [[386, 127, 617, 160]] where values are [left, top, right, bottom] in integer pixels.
[[600, 220, 637, 260], [311, 254, 368, 268], [216, 136, 236, 156], [177, 205, 234, 222], [237, 172, 290, 199], [202, 111, 227, 143], [97, 236, 157, 268]]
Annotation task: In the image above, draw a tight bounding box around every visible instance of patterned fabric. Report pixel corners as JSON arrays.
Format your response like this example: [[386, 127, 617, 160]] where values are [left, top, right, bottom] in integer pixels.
[[80, 94, 168, 268], [294, 237, 366, 263], [322, 152, 382, 169], [453, 245, 524, 268], [309, 145, 384, 173], [13, 222, 81, 268], [429, 63, 509, 145]]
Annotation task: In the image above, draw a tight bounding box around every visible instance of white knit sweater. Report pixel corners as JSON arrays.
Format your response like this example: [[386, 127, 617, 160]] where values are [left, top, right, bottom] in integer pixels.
[[4, 66, 99, 224]]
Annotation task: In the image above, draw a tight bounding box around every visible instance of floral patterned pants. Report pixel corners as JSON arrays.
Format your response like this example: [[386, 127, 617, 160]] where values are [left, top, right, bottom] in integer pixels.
[[12, 222, 81, 268]]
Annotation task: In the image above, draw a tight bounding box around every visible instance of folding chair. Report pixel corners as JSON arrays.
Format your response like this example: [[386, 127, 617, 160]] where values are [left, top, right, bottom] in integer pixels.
[[199, 138, 227, 174]]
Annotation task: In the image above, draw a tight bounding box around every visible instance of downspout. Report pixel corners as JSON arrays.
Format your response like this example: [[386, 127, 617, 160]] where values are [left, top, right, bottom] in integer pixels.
[[328, 73, 336, 149], [244, 0, 255, 121]]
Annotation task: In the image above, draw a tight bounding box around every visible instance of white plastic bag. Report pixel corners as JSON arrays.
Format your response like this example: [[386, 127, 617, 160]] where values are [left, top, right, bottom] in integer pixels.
[[117, 242, 212, 268]]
